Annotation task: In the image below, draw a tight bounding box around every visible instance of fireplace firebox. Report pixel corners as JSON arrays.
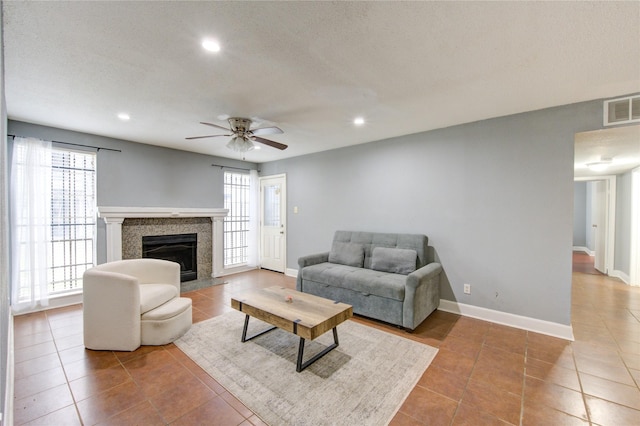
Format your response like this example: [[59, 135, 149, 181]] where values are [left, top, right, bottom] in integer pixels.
[[142, 233, 197, 282]]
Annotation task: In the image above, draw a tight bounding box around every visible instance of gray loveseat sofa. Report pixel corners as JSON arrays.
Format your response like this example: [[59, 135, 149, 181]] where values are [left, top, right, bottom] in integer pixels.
[[297, 231, 442, 330]]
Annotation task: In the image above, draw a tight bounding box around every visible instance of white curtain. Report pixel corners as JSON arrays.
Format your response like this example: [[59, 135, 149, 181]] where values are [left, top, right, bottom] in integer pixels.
[[247, 169, 259, 267], [10, 137, 52, 312]]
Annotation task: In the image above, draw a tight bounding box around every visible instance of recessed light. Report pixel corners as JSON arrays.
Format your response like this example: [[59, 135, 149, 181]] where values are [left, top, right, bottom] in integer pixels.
[[354, 117, 365, 126], [253, 145, 261, 150], [202, 39, 221, 53], [117, 113, 130, 121]]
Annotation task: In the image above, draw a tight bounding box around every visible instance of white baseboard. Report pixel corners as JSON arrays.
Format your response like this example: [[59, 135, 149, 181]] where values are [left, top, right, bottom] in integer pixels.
[[291, 267, 574, 340], [285, 268, 298, 278], [573, 246, 594, 256], [610, 269, 631, 285], [438, 299, 575, 341]]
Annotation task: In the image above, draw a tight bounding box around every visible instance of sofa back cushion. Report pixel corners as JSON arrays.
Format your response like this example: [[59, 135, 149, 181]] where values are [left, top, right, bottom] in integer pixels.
[[370, 247, 417, 275], [333, 231, 429, 270], [328, 241, 365, 267]]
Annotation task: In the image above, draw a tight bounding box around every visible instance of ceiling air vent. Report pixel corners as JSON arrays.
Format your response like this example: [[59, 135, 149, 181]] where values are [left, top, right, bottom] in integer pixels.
[[604, 95, 640, 126]]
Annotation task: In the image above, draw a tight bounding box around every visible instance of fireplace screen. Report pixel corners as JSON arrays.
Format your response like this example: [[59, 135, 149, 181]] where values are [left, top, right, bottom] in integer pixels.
[[142, 233, 197, 282]]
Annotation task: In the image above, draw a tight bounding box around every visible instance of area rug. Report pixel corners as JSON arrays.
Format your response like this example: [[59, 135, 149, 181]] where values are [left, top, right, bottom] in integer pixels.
[[175, 310, 438, 426]]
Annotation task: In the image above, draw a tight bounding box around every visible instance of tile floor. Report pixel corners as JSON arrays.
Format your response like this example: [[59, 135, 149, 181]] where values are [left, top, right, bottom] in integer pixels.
[[12, 255, 640, 425]]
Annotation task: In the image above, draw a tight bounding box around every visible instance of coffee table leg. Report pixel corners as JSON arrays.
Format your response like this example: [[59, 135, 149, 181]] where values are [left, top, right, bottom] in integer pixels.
[[241, 315, 277, 343], [296, 327, 340, 372]]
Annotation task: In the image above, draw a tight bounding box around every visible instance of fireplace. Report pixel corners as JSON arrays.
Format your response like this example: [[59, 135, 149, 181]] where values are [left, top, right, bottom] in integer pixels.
[[142, 233, 197, 282], [97, 206, 227, 278]]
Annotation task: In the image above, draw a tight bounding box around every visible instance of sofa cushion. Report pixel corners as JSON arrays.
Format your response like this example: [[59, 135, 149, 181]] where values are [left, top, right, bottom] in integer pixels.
[[333, 231, 429, 269], [141, 297, 192, 321], [370, 247, 417, 275], [328, 241, 365, 267], [301, 263, 406, 301], [140, 284, 179, 314]]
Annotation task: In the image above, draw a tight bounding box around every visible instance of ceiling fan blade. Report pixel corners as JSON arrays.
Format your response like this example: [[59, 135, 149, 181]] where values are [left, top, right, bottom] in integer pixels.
[[253, 136, 288, 150], [200, 121, 231, 132], [251, 126, 283, 136], [185, 134, 231, 140]]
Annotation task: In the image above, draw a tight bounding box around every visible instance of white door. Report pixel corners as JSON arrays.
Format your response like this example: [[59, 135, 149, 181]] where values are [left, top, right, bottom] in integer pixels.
[[592, 180, 607, 274], [260, 174, 286, 272]]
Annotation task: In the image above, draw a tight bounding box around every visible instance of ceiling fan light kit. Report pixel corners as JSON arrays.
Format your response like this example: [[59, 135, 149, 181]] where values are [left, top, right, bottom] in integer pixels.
[[186, 117, 287, 155], [226, 136, 255, 152]]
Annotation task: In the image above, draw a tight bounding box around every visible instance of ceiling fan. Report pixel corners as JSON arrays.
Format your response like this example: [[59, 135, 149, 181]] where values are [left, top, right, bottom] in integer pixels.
[[186, 117, 288, 152]]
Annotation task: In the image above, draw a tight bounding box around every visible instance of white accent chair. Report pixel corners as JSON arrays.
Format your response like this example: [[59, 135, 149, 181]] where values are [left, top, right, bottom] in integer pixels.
[[83, 258, 192, 351]]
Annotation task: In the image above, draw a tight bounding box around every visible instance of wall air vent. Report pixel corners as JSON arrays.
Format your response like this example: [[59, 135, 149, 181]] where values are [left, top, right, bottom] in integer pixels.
[[604, 95, 640, 126]]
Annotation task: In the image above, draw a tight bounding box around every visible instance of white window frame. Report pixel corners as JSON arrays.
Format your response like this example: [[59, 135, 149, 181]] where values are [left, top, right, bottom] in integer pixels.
[[223, 171, 251, 269]]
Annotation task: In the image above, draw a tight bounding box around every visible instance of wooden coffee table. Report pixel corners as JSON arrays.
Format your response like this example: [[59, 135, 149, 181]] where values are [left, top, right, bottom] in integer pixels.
[[231, 286, 353, 372]]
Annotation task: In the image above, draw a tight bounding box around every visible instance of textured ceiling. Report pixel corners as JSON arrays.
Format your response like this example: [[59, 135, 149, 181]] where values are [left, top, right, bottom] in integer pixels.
[[575, 125, 640, 178], [3, 1, 640, 163]]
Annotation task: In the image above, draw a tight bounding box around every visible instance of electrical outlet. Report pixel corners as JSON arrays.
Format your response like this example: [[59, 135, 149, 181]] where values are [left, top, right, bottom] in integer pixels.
[[464, 283, 471, 294]]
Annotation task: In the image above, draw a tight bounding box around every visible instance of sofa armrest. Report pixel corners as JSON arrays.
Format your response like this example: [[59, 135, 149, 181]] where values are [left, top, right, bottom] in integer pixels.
[[297, 252, 330, 291], [406, 262, 442, 289], [403, 262, 442, 330], [83, 269, 142, 351], [298, 252, 330, 269]]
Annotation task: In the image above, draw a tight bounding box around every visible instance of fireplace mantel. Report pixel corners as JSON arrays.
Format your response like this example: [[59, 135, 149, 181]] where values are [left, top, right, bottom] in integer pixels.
[[98, 206, 228, 220], [97, 206, 228, 277]]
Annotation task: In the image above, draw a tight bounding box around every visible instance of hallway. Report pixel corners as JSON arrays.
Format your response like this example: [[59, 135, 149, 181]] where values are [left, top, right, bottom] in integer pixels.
[[572, 251, 604, 275]]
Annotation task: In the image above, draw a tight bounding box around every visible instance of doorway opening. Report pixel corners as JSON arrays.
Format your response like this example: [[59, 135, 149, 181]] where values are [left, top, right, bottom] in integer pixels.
[[574, 125, 640, 286], [573, 176, 616, 276], [572, 251, 604, 275]]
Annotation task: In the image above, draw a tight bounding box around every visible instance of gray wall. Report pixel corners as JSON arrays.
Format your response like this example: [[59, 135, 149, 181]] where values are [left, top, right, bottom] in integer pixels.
[[573, 182, 587, 247], [615, 170, 632, 275], [262, 98, 609, 326], [0, 6, 10, 419], [7, 120, 257, 264]]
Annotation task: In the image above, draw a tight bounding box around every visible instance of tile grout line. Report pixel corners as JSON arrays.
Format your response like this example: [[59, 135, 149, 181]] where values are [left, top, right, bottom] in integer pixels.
[[611, 308, 640, 393], [571, 321, 593, 425], [44, 309, 84, 426], [158, 317, 253, 425], [448, 326, 488, 426], [116, 348, 169, 425]]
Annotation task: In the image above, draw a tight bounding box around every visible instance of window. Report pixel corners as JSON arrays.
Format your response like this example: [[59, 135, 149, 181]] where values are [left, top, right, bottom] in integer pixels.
[[223, 171, 250, 267], [11, 140, 96, 308], [49, 149, 96, 294]]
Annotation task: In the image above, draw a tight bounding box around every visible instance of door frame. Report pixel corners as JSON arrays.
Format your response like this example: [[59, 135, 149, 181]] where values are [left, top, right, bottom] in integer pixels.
[[259, 173, 287, 272], [575, 175, 617, 275]]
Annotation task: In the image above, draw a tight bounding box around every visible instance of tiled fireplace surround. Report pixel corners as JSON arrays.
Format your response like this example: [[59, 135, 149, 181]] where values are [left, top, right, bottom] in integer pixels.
[[97, 207, 228, 278]]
